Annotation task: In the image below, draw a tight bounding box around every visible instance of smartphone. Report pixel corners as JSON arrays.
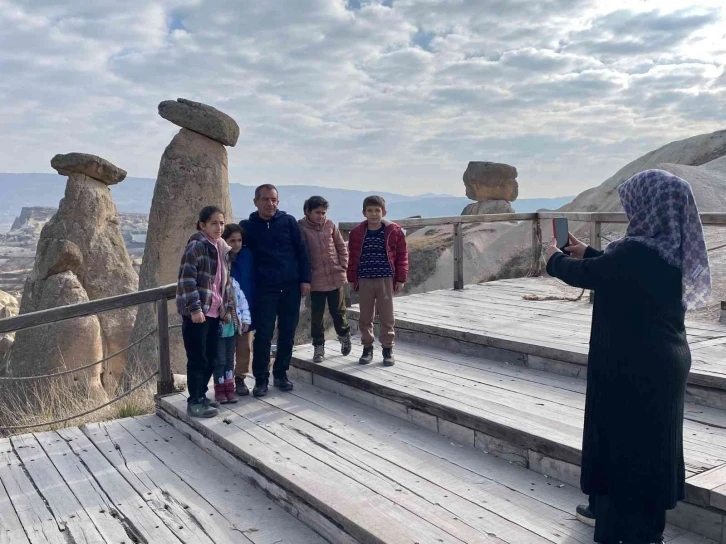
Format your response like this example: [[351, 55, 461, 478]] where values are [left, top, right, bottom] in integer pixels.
[[553, 218, 569, 250]]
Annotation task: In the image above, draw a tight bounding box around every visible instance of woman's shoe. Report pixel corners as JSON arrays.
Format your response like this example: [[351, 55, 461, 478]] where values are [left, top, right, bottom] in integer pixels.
[[575, 504, 595, 527]]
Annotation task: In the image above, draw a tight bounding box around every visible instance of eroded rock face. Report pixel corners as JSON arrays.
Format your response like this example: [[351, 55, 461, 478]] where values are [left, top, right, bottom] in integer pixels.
[[461, 200, 515, 216], [51, 153, 127, 186], [463, 162, 519, 202], [158, 98, 240, 146], [7, 271, 106, 401], [126, 127, 233, 379], [5, 164, 138, 392]]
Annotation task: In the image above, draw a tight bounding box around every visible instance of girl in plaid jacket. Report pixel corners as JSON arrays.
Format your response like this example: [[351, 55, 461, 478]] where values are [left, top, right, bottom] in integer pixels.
[[176, 206, 236, 418]]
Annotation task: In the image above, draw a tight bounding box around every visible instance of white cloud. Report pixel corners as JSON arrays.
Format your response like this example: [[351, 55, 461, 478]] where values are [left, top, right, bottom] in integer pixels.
[[0, 0, 724, 199]]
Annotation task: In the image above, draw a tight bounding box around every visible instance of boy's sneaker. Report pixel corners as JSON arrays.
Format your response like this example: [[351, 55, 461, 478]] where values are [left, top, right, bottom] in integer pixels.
[[235, 376, 250, 396], [273, 374, 294, 392], [214, 383, 228, 404], [253, 379, 268, 397], [339, 333, 352, 356], [187, 402, 218, 418], [359, 345, 373, 365], [575, 504, 595, 527], [382, 347, 395, 366], [313, 345, 325, 363]]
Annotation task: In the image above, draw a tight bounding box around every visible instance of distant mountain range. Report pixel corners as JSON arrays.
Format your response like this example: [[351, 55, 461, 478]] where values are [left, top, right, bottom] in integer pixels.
[[0, 173, 572, 228]]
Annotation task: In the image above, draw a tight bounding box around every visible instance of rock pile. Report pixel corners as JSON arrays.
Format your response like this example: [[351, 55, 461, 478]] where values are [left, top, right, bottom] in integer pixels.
[[461, 162, 518, 215], [4, 153, 138, 396], [125, 98, 237, 379]]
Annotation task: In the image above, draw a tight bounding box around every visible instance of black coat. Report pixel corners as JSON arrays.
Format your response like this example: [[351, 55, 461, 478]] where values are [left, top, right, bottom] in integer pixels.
[[240, 210, 311, 290], [547, 241, 691, 508]]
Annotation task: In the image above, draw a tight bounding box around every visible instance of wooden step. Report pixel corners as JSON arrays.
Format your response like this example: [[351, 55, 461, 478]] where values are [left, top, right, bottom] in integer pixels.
[[0, 416, 323, 543], [290, 339, 726, 542], [157, 383, 716, 543], [345, 280, 726, 410]]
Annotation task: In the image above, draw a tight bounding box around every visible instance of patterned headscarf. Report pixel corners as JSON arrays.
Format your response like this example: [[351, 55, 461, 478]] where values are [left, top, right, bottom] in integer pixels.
[[606, 169, 711, 310]]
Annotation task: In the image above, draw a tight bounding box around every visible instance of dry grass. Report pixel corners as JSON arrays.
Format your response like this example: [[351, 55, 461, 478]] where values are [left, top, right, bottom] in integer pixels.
[[0, 368, 157, 437]]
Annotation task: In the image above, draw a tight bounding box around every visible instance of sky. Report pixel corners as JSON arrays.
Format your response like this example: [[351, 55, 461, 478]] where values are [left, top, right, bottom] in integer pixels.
[[1, 0, 725, 198]]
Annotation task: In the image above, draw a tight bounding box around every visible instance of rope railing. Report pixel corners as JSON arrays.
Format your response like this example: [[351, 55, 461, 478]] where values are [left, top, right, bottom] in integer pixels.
[[0, 323, 182, 382], [0, 370, 159, 432], [0, 328, 158, 381]]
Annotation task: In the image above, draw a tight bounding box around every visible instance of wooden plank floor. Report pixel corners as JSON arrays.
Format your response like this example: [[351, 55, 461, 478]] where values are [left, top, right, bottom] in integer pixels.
[[348, 278, 726, 390], [291, 338, 726, 523], [158, 383, 716, 544], [0, 416, 325, 544]]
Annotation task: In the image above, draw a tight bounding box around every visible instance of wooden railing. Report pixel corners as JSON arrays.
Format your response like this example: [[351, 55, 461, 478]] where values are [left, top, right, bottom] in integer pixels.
[[339, 211, 726, 295], [0, 284, 177, 397], [1, 209, 725, 428]]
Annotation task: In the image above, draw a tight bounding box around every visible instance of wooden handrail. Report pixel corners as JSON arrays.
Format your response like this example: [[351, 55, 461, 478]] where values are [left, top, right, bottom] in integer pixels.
[[0, 283, 178, 397], [339, 211, 726, 232], [337, 210, 726, 294], [0, 283, 176, 335]]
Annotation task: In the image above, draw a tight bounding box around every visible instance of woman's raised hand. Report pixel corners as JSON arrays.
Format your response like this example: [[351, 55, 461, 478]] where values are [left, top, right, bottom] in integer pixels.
[[564, 233, 588, 259], [545, 238, 562, 262]]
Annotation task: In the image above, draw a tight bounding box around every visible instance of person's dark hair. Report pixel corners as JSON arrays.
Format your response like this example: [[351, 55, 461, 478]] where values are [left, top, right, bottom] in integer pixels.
[[197, 205, 224, 230], [222, 223, 244, 240], [363, 195, 386, 211], [255, 184, 278, 200], [304, 196, 329, 213]]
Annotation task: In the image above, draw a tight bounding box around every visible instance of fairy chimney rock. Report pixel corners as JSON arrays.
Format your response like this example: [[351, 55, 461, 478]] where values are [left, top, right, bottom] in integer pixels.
[[158, 98, 240, 146], [4, 153, 138, 391], [126, 100, 235, 379]]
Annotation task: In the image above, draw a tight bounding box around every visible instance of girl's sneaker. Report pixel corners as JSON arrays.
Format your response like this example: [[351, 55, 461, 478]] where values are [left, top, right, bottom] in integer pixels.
[[224, 378, 239, 403], [187, 402, 218, 418], [339, 333, 352, 356], [214, 383, 228, 404], [313, 345, 325, 363]]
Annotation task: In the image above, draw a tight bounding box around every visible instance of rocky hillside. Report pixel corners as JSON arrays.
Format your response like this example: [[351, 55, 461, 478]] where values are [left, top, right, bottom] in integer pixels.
[[411, 129, 726, 320]]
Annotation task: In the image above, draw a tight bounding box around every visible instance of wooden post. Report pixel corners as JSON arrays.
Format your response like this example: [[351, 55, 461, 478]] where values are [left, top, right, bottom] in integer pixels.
[[590, 221, 602, 251], [588, 221, 601, 304], [721, 301, 726, 325], [453, 223, 464, 290], [156, 298, 173, 396], [340, 228, 352, 308], [531, 218, 543, 276]]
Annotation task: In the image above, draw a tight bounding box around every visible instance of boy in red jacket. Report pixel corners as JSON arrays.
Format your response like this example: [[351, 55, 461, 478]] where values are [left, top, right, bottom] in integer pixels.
[[347, 195, 408, 366]]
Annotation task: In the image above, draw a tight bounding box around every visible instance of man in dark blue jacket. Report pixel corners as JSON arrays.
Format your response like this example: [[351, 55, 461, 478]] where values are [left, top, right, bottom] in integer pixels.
[[241, 184, 311, 397]]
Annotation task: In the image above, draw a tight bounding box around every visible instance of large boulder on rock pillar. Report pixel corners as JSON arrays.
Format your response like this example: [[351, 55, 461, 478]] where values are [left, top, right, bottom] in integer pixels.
[[4, 271, 105, 401], [158, 98, 240, 146], [50, 152, 127, 185], [126, 125, 233, 379], [463, 162, 519, 202], [5, 156, 138, 391], [461, 200, 515, 215]]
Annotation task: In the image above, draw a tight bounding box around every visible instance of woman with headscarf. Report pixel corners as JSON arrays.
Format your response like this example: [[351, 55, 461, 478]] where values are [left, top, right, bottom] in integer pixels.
[[545, 169, 711, 544]]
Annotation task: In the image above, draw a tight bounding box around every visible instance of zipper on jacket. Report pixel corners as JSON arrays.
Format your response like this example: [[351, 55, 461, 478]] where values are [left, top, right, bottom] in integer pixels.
[[385, 227, 395, 276]]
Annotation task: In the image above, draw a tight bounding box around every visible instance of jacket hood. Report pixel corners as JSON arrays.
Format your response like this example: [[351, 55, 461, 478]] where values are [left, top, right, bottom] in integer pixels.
[[249, 209, 287, 222], [353, 218, 395, 232], [188, 231, 230, 256], [299, 216, 328, 231]]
